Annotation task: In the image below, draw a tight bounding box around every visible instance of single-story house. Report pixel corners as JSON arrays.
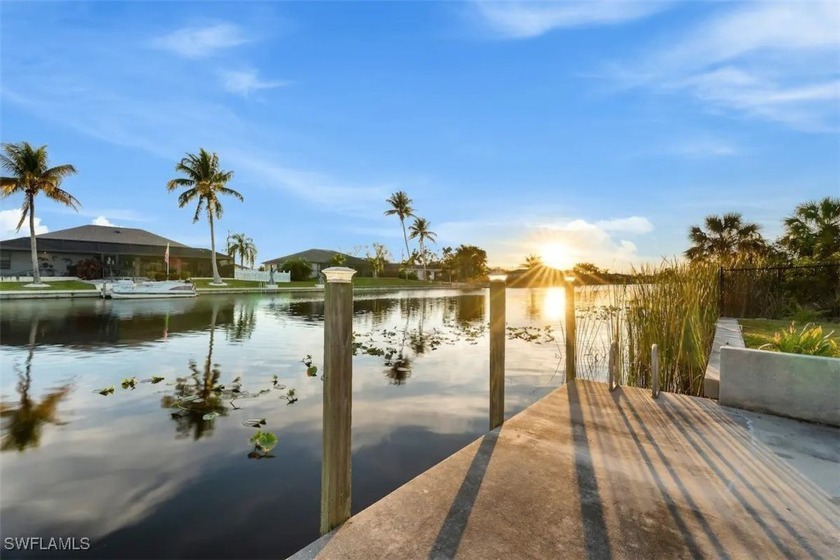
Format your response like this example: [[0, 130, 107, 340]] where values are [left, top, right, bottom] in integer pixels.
[[263, 249, 369, 278], [0, 225, 231, 278]]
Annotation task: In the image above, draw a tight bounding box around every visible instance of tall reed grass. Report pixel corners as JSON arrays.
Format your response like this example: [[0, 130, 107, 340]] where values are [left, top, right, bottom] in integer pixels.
[[564, 261, 719, 397]]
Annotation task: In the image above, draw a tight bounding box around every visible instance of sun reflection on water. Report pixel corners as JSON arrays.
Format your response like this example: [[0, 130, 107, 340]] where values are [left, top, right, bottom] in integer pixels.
[[542, 288, 566, 322]]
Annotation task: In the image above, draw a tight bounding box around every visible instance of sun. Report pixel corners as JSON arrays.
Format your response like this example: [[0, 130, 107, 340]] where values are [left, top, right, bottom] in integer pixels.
[[539, 243, 573, 270]]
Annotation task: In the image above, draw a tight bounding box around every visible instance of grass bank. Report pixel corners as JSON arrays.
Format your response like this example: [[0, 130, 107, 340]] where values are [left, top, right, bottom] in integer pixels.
[[0, 280, 96, 291], [739, 318, 840, 357]]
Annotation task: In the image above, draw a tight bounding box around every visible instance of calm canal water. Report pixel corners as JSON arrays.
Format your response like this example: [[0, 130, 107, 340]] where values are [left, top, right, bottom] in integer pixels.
[[1, 288, 570, 559]]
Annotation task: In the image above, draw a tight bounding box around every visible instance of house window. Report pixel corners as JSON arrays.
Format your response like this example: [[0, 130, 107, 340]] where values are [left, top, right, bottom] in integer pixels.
[[0, 251, 10, 271]]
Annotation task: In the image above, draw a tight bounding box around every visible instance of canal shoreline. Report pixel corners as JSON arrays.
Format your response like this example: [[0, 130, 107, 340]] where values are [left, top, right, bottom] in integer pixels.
[[0, 283, 478, 300]]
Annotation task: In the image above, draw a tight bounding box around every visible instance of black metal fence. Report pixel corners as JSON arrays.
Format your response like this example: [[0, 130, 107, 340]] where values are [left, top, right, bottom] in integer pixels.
[[719, 263, 840, 319]]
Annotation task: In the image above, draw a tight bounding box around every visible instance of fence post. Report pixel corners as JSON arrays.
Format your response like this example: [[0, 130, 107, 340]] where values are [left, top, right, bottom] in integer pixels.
[[608, 341, 618, 391], [488, 271, 507, 430], [565, 277, 576, 381], [320, 267, 356, 535], [651, 343, 660, 399]]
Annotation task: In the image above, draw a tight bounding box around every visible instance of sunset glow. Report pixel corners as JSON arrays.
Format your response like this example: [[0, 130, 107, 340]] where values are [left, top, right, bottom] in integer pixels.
[[539, 243, 574, 270]]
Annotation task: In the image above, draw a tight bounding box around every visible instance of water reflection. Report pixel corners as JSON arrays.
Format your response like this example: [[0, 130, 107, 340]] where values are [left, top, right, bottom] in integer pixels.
[[1, 349, 71, 452], [1, 321, 71, 452], [0, 289, 572, 559]]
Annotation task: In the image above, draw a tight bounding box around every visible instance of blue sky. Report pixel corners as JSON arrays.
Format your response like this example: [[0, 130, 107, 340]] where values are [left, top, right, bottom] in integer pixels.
[[1, 1, 838, 270]]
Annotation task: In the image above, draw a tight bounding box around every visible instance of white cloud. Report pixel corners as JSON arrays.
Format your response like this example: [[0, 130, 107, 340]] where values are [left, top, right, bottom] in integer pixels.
[[91, 216, 117, 227], [150, 22, 248, 58], [0, 208, 49, 240], [470, 0, 671, 38], [435, 214, 656, 271], [613, 3, 840, 131], [219, 69, 290, 97]]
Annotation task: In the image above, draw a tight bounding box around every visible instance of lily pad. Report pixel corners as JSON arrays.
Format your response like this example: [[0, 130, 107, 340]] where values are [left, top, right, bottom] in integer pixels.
[[242, 418, 267, 428], [306, 366, 318, 377], [121, 377, 137, 389], [98, 385, 115, 396], [202, 412, 219, 421], [150, 376, 165, 384], [250, 430, 278, 452]]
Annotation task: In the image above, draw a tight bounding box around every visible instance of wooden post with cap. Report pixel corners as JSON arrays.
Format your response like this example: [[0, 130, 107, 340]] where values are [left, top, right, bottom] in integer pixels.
[[320, 266, 356, 535]]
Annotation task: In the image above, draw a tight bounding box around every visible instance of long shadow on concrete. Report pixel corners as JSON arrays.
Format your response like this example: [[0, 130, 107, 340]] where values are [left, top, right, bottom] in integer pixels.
[[566, 382, 613, 560], [427, 432, 499, 559]]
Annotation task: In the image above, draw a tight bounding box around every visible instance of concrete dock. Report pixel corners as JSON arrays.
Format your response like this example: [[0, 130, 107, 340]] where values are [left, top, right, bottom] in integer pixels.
[[291, 381, 839, 559]]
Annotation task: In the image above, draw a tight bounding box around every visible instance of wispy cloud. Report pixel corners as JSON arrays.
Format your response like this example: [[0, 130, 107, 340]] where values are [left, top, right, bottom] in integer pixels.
[[0, 208, 48, 240], [150, 22, 248, 58], [595, 216, 653, 234], [610, 3, 840, 131], [469, 0, 671, 38], [219, 69, 290, 97]]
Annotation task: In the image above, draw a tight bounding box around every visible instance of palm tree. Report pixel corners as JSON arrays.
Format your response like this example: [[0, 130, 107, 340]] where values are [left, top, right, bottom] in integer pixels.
[[409, 217, 437, 280], [226, 232, 257, 268], [780, 197, 840, 261], [522, 254, 543, 269], [384, 191, 414, 262], [685, 213, 767, 264], [167, 149, 243, 285], [0, 142, 79, 286]]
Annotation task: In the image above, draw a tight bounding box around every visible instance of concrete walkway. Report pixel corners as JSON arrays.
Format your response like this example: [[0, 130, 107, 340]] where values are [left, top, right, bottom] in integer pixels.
[[291, 381, 839, 559], [703, 318, 745, 399]]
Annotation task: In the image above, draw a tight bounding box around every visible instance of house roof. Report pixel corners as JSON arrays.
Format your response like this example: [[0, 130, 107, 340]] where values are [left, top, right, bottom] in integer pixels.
[[263, 248, 367, 267], [0, 225, 227, 259], [37, 225, 188, 247]]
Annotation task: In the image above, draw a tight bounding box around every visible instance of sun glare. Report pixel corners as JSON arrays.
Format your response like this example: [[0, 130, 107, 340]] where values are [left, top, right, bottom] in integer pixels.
[[539, 243, 573, 270]]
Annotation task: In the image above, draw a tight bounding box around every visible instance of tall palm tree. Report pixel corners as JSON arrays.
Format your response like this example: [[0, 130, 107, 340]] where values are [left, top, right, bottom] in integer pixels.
[[0, 142, 79, 286], [167, 149, 243, 285], [384, 191, 414, 262], [409, 217, 437, 280], [226, 232, 258, 268], [685, 213, 766, 264], [780, 197, 840, 261]]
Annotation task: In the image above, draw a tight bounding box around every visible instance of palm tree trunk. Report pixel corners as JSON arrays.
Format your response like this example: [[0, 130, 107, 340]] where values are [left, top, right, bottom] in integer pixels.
[[28, 194, 41, 284], [209, 211, 222, 284], [421, 240, 427, 281], [401, 218, 410, 263]]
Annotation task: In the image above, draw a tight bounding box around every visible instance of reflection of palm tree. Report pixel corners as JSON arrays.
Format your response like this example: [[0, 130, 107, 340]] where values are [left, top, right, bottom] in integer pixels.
[[1, 341, 70, 452], [385, 352, 412, 385], [227, 301, 257, 341], [161, 303, 227, 439]]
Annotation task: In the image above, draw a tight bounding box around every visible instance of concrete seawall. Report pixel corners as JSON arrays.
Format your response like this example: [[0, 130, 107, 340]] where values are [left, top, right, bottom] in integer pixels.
[[720, 346, 840, 427]]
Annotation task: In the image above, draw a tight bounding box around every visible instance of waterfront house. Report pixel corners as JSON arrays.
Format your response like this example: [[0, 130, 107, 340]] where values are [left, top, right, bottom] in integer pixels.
[[0, 225, 231, 279]]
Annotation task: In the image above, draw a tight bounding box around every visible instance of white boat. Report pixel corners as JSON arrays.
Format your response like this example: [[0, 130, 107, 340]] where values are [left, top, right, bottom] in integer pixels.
[[105, 279, 197, 299]]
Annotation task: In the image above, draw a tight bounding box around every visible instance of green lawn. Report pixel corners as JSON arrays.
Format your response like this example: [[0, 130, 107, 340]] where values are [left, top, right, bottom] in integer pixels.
[[739, 318, 840, 354], [0, 280, 97, 291]]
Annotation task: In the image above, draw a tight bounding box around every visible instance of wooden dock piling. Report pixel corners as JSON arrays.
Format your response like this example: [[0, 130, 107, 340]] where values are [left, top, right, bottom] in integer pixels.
[[321, 267, 356, 534]]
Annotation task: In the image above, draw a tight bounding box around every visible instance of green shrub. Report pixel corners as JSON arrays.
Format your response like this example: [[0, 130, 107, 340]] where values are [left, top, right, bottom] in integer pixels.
[[75, 258, 102, 280], [179, 271, 191, 280], [760, 323, 838, 357]]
